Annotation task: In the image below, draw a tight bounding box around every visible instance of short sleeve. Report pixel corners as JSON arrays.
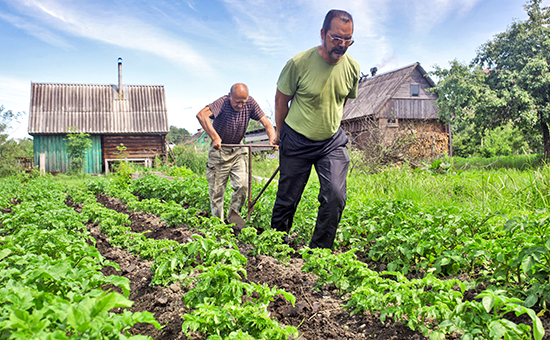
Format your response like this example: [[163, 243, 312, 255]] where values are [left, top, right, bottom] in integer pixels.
[[348, 77, 359, 99], [277, 59, 299, 96], [207, 96, 227, 118]]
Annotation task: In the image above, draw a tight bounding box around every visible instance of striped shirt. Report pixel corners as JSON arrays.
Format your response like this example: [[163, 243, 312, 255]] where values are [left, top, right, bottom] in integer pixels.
[[208, 95, 265, 144]]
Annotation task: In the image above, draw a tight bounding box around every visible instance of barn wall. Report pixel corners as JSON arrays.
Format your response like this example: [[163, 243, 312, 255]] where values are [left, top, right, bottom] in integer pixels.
[[102, 135, 166, 161], [341, 117, 449, 160], [33, 134, 102, 174], [392, 68, 438, 99]]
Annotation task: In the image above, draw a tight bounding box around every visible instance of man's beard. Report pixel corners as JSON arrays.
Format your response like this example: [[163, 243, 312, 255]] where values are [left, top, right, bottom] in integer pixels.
[[325, 43, 347, 60]]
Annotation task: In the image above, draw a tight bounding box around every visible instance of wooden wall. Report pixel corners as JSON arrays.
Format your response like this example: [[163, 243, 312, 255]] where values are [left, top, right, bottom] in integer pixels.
[[102, 134, 166, 161]]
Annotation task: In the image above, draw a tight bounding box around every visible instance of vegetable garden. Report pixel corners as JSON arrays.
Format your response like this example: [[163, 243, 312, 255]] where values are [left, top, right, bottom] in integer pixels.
[[0, 163, 549, 339]]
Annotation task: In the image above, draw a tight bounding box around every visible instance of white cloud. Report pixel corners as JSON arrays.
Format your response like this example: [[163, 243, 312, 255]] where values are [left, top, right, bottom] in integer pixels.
[[0, 12, 72, 49], [0, 75, 29, 111], [410, 0, 481, 34], [6, 0, 216, 76], [221, 0, 294, 53], [0, 75, 31, 139]]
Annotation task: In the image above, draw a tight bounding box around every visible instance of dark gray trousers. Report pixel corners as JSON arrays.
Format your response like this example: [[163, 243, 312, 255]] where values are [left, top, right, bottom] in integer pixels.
[[271, 123, 349, 249]]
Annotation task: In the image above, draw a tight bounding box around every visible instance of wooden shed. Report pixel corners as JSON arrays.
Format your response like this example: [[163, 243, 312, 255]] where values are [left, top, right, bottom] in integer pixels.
[[342, 62, 451, 158], [28, 59, 169, 174]]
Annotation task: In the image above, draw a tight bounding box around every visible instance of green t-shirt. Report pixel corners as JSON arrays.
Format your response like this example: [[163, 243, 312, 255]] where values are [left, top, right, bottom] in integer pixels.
[[277, 47, 360, 141]]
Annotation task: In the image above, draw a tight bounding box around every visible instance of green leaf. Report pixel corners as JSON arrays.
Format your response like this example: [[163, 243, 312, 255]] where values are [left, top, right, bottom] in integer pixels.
[[104, 275, 131, 297], [488, 320, 506, 339], [90, 293, 133, 318], [0, 248, 12, 260], [526, 309, 545, 340], [131, 311, 162, 330], [67, 306, 91, 333], [429, 330, 445, 340], [482, 296, 494, 313], [524, 294, 538, 308], [440, 257, 451, 266], [521, 254, 536, 274]]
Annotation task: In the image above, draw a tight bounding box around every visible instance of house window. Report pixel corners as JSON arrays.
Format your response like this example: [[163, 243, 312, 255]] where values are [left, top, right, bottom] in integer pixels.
[[411, 85, 419, 97]]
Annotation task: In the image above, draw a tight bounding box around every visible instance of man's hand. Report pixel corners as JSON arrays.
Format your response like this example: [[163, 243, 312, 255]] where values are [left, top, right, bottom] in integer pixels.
[[196, 106, 223, 151], [270, 137, 279, 151], [212, 137, 222, 150]]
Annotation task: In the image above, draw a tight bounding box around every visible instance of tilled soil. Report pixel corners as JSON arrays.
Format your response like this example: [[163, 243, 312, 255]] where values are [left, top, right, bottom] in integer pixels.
[[69, 194, 549, 340]]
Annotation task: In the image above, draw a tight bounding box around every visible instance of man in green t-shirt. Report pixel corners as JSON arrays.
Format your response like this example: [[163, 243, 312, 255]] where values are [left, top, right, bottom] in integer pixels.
[[271, 9, 360, 249]]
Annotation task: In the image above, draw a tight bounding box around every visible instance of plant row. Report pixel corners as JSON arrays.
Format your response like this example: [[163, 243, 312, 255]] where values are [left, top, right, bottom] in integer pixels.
[[113, 170, 550, 312], [0, 177, 160, 339], [338, 199, 550, 310], [79, 176, 299, 339], [301, 248, 544, 340]]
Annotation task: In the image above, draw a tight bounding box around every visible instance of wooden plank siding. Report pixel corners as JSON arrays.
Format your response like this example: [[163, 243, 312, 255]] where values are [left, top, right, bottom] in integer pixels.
[[102, 135, 166, 160], [380, 98, 439, 120], [33, 134, 103, 174]]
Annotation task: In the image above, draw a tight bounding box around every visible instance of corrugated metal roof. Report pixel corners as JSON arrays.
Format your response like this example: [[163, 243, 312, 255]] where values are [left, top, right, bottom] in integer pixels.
[[28, 82, 169, 135], [343, 62, 437, 121]]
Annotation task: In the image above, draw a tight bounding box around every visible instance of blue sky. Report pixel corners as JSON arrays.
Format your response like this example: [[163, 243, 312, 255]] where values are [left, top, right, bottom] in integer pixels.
[[0, 0, 539, 140]]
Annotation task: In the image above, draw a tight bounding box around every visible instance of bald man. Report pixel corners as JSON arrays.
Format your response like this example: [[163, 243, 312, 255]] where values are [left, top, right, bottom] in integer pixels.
[[196, 83, 276, 221]]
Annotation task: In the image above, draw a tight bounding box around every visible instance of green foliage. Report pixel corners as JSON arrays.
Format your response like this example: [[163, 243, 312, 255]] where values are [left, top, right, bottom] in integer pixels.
[[431, 0, 550, 158], [238, 227, 294, 265], [166, 125, 191, 145], [167, 165, 195, 178], [111, 160, 134, 188], [4, 159, 550, 340], [64, 127, 93, 175], [436, 289, 545, 340], [0, 176, 160, 339], [171, 145, 208, 174], [452, 154, 545, 171], [0, 106, 29, 177], [478, 121, 532, 158]]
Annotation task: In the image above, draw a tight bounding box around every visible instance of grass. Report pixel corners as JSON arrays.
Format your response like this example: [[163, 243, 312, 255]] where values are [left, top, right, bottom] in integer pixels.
[[452, 153, 546, 171], [347, 165, 550, 215], [34, 150, 549, 220], [250, 151, 550, 215]]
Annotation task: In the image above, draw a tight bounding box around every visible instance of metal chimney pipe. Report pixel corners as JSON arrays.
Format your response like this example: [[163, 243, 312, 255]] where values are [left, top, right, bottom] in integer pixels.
[[118, 57, 123, 95]]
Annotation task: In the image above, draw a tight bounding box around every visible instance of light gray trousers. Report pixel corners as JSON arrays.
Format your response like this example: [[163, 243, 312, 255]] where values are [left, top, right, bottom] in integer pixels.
[[206, 145, 248, 221]]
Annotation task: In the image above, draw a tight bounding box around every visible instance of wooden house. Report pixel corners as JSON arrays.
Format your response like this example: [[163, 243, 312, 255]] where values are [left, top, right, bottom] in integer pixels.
[[187, 129, 211, 149], [342, 62, 451, 158], [28, 59, 169, 174]]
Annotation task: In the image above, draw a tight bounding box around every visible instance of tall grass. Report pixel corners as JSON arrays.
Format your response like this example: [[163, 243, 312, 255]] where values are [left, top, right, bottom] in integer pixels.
[[347, 165, 550, 215], [171, 147, 550, 216], [452, 153, 545, 171]]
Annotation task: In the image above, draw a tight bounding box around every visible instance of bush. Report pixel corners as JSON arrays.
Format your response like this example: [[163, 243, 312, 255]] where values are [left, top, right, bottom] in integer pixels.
[[172, 145, 208, 175], [477, 121, 531, 157]]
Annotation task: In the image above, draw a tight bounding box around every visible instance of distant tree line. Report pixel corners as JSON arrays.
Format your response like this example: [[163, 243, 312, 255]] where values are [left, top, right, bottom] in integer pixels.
[[0, 106, 32, 177], [166, 125, 192, 145]]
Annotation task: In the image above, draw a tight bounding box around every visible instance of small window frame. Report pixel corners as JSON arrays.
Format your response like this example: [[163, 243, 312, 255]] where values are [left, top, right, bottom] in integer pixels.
[[411, 84, 419, 97]]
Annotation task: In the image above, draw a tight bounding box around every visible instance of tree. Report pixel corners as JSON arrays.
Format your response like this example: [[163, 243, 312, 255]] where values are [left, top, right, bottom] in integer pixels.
[[0, 105, 21, 139], [65, 127, 92, 175], [0, 106, 25, 177], [431, 0, 550, 157], [166, 125, 191, 145]]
